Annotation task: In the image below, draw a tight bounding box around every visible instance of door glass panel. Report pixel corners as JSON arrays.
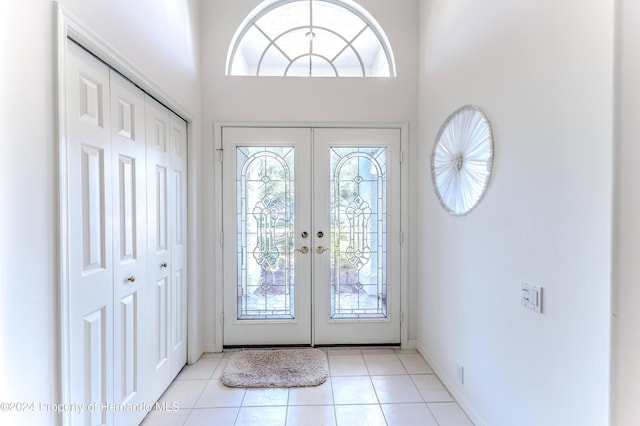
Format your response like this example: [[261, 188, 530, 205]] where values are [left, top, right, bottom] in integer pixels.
[[236, 146, 295, 319], [330, 147, 387, 318]]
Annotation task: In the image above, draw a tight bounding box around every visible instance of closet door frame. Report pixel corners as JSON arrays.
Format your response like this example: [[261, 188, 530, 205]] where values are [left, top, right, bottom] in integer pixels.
[[56, 7, 196, 424]]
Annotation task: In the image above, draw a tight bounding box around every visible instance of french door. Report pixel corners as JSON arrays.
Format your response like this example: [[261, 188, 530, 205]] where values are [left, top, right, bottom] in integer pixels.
[[222, 127, 401, 346]]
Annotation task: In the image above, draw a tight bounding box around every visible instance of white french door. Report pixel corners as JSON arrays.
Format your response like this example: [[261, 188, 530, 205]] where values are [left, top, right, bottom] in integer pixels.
[[222, 128, 312, 345], [222, 127, 401, 346], [312, 128, 400, 345]]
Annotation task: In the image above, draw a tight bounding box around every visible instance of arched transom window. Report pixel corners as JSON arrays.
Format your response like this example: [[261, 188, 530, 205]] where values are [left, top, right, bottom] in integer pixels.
[[226, 0, 397, 77]]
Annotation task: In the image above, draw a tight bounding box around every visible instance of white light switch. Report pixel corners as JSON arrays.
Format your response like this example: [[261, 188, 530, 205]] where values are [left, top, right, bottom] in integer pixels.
[[521, 282, 543, 313]]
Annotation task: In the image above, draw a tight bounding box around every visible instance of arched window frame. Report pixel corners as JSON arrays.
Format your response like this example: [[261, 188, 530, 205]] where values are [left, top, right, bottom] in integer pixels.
[[226, 0, 397, 77]]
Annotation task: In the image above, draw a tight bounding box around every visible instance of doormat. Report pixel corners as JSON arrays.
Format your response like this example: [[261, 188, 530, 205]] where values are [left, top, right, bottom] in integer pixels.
[[221, 348, 328, 388]]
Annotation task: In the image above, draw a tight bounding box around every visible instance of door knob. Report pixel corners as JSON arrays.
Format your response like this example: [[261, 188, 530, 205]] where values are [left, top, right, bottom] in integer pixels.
[[295, 246, 309, 254], [160, 262, 168, 268], [316, 246, 329, 254], [127, 276, 136, 283]]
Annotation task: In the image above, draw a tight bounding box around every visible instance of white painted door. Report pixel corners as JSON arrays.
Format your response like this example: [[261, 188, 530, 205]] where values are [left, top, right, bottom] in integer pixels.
[[222, 127, 400, 346], [223, 127, 313, 345], [66, 40, 188, 425], [312, 128, 401, 345], [168, 113, 188, 378], [109, 70, 149, 426], [67, 41, 114, 426], [146, 97, 188, 399], [145, 96, 173, 399]]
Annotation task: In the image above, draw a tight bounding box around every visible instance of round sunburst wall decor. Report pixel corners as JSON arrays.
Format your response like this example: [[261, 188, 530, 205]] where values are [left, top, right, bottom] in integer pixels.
[[431, 105, 494, 216]]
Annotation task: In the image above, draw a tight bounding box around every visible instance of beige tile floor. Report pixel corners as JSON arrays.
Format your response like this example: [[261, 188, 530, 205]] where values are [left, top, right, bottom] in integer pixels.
[[141, 348, 474, 426]]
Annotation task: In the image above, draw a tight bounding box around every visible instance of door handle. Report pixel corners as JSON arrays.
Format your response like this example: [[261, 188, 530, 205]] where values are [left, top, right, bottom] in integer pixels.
[[295, 246, 309, 254], [127, 276, 136, 283], [160, 262, 168, 268], [316, 246, 329, 254]]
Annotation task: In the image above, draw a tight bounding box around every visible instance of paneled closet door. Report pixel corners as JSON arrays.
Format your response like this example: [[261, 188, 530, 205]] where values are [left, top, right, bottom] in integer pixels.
[[146, 97, 188, 399], [109, 71, 149, 426], [65, 40, 188, 425], [168, 113, 188, 378], [146, 96, 172, 400], [67, 41, 114, 426]]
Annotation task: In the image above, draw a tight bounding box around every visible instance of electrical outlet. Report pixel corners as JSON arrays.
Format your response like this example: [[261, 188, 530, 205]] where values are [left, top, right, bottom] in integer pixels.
[[456, 363, 464, 385]]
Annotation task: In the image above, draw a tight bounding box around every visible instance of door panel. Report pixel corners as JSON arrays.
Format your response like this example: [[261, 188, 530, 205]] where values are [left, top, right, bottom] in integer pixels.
[[83, 308, 108, 426], [110, 70, 148, 426], [145, 96, 172, 399], [223, 127, 312, 345], [169, 113, 188, 377], [80, 144, 107, 273], [67, 41, 113, 426], [313, 128, 401, 344]]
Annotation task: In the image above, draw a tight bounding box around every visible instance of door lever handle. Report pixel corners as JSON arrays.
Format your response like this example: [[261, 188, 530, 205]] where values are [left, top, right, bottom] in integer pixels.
[[295, 246, 309, 254], [316, 246, 329, 254]]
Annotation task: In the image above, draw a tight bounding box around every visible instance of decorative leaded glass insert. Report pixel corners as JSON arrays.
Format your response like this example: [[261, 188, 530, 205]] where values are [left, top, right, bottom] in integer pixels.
[[236, 146, 295, 319], [330, 147, 387, 318]]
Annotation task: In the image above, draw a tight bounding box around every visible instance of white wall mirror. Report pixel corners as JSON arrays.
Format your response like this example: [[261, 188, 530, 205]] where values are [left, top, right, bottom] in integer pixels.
[[431, 105, 494, 216]]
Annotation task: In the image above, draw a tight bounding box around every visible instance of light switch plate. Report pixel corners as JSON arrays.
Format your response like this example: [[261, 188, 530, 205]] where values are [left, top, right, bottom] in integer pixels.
[[521, 282, 543, 313]]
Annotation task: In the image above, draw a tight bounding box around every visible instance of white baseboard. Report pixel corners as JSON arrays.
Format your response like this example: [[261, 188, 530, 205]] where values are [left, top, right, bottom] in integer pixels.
[[405, 339, 419, 350], [187, 345, 204, 365], [201, 343, 221, 353], [416, 341, 486, 426], [188, 343, 223, 364]]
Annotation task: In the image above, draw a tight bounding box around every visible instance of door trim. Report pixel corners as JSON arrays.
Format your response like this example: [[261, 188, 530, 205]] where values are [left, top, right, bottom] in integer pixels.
[[213, 121, 409, 350]]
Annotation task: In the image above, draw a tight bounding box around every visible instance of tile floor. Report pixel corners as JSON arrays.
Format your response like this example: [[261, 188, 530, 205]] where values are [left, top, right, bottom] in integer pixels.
[[141, 348, 474, 426]]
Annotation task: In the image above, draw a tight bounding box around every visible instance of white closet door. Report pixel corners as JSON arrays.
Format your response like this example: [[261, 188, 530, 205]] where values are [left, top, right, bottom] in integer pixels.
[[145, 96, 173, 399], [67, 41, 114, 426], [109, 71, 149, 426], [65, 40, 188, 424], [168, 113, 188, 377]]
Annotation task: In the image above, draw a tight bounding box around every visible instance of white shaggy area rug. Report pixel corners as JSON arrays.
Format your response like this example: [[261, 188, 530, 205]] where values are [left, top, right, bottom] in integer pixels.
[[221, 348, 328, 388]]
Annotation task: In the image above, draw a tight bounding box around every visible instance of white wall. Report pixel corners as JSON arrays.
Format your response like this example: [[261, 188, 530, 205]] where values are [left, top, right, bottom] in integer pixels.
[[0, 2, 58, 425], [200, 0, 420, 349], [417, 0, 613, 425], [0, 0, 201, 424], [612, 0, 640, 424]]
